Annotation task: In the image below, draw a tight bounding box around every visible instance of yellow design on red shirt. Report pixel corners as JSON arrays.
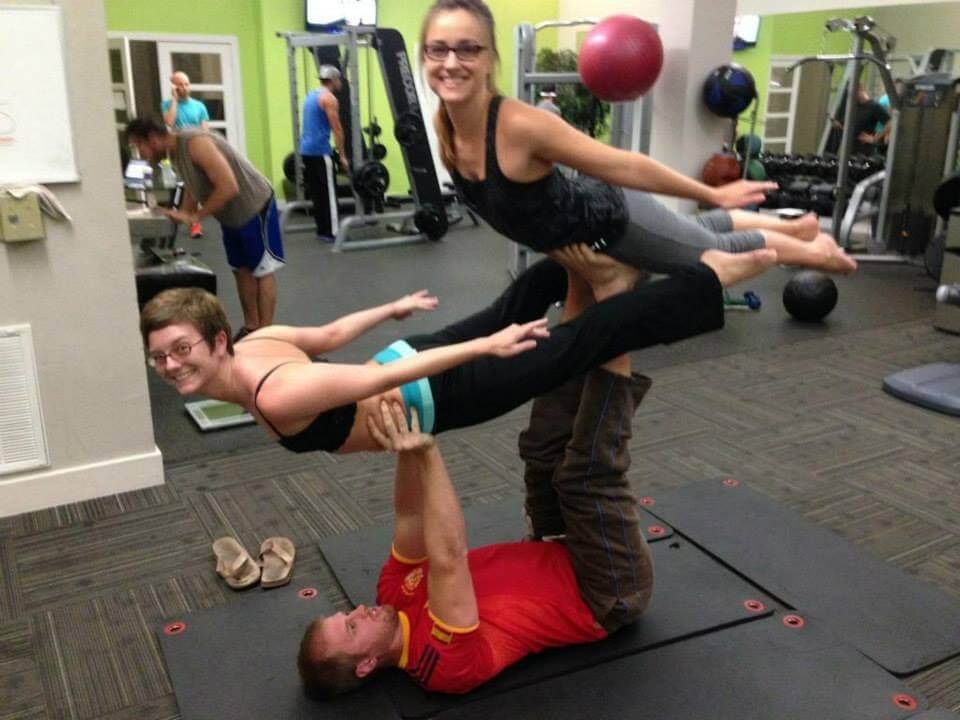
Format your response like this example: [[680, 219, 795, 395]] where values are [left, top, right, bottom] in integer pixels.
[[430, 624, 454, 644], [403, 566, 424, 595]]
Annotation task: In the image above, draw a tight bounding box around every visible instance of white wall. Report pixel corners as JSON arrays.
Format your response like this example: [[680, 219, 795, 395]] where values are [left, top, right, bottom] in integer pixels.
[[0, 0, 162, 517]]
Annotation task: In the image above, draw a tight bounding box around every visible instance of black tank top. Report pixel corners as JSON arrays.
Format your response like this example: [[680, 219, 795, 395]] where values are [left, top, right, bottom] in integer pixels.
[[450, 95, 628, 253], [253, 360, 357, 453]]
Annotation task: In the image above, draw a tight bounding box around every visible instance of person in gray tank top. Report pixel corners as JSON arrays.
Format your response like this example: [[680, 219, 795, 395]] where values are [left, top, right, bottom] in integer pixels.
[[126, 117, 285, 341]]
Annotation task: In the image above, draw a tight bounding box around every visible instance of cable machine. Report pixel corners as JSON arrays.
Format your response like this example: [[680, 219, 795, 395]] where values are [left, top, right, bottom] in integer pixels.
[[279, 27, 450, 251], [788, 18, 960, 264]]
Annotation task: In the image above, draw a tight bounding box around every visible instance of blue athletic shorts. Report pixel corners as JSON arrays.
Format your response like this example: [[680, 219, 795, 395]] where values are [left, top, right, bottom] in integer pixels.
[[221, 197, 285, 277]]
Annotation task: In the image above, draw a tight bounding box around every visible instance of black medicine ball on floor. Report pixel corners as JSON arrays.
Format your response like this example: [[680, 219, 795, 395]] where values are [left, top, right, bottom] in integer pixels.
[[703, 64, 757, 118], [782, 271, 838, 322]]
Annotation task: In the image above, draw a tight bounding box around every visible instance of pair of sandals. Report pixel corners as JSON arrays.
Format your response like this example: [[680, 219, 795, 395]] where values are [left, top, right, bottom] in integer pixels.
[[212, 536, 296, 590]]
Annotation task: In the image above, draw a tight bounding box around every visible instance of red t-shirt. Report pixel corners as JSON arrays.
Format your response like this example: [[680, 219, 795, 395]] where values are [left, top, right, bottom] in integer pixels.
[[376, 541, 606, 694]]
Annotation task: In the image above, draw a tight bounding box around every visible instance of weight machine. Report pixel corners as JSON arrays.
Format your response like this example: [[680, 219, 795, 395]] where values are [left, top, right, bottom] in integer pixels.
[[510, 19, 654, 276], [278, 28, 450, 251], [789, 18, 960, 264]]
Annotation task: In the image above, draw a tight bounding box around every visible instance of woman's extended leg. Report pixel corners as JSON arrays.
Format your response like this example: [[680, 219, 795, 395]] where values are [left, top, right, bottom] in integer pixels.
[[425, 255, 774, 434], [605, 189, 856, 275], [403, 257, 567, 349], [725, 208, 820, 241]]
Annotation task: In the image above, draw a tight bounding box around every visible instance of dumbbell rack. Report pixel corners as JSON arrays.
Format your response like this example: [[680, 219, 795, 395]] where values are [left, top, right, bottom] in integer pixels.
[[278, 28, 449, 252]]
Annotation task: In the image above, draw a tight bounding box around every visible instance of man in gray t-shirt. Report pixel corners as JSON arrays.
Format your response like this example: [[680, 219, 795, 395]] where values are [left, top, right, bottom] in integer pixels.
[[126, 117, 285, 340]]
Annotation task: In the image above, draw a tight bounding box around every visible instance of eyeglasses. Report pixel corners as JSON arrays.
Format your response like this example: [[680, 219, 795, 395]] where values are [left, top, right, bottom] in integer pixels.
[[424, 41, 486, 62], [147, 338, 206, 368]]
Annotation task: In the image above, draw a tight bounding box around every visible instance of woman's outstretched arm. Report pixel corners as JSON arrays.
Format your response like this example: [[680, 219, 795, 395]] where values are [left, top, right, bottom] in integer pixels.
[[503, 98, 774, 208], [248, 291, 438, 355], [255, 318, 550, 421]]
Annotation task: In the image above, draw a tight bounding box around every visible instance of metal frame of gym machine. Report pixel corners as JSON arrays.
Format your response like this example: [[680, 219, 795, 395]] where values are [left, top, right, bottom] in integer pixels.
[[787, 17, 904, 262], [278, 28, 429, 252], [788, 19, 960, 266], [510, 19, 654, 277]]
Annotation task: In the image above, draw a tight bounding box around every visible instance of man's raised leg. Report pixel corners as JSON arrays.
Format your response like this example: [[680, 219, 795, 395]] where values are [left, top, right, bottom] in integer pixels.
[[553, 356, 653, 634]]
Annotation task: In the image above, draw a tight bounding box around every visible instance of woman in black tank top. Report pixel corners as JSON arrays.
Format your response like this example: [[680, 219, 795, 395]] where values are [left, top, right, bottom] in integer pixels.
[[419, 0, 856, 308]]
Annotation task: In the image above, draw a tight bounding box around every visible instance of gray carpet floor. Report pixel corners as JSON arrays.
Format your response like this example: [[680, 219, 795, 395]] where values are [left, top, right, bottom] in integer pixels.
[[2, 217, 959, 718]]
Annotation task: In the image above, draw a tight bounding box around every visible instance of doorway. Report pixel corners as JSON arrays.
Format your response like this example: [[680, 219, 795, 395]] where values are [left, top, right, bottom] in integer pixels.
[[108, 33, 245, 155]]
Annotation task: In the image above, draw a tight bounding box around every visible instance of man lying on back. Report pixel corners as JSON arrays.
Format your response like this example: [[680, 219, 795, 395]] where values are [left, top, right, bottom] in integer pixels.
[[298, 349, 653, 696]]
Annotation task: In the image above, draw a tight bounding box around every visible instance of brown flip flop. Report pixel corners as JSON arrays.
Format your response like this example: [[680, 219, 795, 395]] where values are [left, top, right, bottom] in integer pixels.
[[212, 537, 261, 590], [259, 537, 296, 588]]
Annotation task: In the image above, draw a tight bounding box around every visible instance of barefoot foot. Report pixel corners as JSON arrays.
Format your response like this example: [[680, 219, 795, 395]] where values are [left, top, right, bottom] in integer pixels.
[[808, 233, 858, 274], [550, 244, 642, 301], [701, 248, 778, 287], [785, 212, 820, 242]]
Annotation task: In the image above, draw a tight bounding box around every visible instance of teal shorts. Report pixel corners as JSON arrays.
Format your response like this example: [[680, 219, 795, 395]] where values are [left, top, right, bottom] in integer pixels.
[[372, 340, 436, 433]]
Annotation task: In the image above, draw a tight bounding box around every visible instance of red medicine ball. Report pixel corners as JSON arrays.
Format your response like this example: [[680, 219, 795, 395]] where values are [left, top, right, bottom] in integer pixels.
[[578, 15, 664, 102], [702, 153, 742, 187]]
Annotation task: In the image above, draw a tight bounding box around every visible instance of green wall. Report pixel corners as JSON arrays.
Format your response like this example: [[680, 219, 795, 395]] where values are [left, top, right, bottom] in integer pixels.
[[105, 0, 271, 184], [105, 0, 558, 195], [733, 8, 879, 143]]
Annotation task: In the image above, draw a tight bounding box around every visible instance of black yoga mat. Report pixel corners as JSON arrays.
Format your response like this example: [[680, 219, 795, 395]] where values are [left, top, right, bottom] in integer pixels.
[[643, 478, 960, 675], [157, 580, 399, 720], [437, 613, 928, 720]]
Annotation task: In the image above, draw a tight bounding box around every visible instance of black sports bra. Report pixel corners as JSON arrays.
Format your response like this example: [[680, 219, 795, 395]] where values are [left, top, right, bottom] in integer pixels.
[[252, 359, 358, 454]]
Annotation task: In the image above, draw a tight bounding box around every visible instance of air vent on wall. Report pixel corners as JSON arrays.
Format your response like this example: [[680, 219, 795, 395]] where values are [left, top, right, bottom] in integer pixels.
[[0, 324, 48, 476]]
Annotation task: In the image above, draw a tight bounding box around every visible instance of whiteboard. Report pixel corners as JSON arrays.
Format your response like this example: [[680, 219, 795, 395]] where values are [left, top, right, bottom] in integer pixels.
[[0, 5, 79, 184]]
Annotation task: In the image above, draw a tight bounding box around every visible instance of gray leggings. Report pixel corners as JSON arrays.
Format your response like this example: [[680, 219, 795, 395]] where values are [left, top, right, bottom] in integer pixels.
[[603, 190, 765, 274]]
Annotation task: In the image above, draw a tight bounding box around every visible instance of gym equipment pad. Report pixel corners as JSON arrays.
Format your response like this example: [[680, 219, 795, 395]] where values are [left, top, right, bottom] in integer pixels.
[[882, 363, 960, 417], [644, 478, 960, 675], [157, 581, 399, 720]]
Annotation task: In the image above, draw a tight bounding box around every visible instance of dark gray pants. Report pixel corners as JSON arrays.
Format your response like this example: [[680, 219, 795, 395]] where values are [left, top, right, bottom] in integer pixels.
[[521, 368, 655, 634], [606, 191, 765, 274]]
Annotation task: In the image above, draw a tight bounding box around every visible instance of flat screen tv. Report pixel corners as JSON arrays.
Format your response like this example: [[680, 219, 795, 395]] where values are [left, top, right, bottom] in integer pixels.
[[306, 0, 376, 30], [734, 15, 760, 51]]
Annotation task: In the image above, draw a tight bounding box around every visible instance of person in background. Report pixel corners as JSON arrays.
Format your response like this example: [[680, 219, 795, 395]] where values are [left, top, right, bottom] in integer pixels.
[[162, 71, 210, 239], [829, 83, 891, 156], [126, 117, 285, 341], [300, 65, 350, 243]]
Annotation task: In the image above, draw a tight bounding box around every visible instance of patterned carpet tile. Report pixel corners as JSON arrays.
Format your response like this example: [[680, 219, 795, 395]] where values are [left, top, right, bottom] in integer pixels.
[[829, 456, 960, 535], [13, 504, 211, 615], [827, 396, 960, 455], [0, 540, 24, 624], [89, 695, 179, 720], [758, 417, 911, 475], [0, 617, 45, 720], [0, 485, 180, 542], [626, 430, 830, 499], [909, 656, 960, 711]]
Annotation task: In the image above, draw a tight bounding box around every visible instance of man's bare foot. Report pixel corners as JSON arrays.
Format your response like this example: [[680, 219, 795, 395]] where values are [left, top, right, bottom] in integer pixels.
[[785, 212, 820, 242], [550, 244, 642, 301], [700, 248, 778, 287], [807, 233, 858, 274]]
